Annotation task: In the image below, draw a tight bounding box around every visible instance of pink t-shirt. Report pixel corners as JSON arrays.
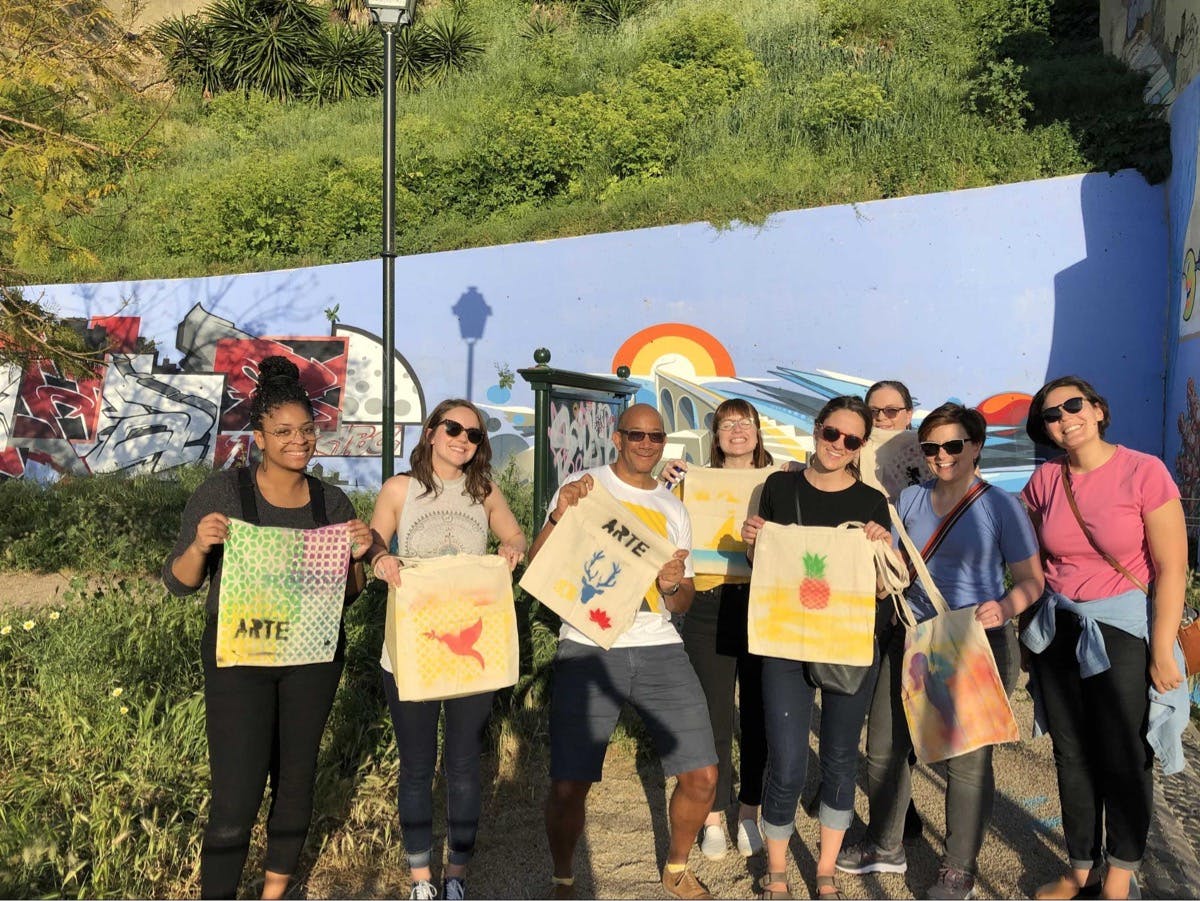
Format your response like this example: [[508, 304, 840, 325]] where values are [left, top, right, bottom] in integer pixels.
[[1020, 446, 1180, 600]]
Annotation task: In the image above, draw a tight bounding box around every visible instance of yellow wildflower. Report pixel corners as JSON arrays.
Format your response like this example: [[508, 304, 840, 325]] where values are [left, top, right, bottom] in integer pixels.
[[119, 706, 129, 716], [0, 625, 10, 636], [22, 620, 34, 631], [111, 687, 123, 698], [49, 611, 60, 621]]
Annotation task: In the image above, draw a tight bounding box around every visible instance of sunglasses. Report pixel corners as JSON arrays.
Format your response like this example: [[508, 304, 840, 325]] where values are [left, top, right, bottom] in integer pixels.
[[869, 406, 908, 419], [619, 428, 668, 444], [1040, 396, 1087, 423], [818, 425, 864, 451], [437, 419, 485, 445], [920, 438, 972, 457]]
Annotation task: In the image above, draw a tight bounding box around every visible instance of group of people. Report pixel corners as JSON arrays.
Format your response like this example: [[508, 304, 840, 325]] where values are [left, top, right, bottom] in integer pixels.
[[165, 358, 1190, 901]]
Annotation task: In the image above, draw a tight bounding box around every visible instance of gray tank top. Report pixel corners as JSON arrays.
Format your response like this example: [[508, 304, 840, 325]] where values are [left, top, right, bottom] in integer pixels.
[[395, 473, 489, 558]]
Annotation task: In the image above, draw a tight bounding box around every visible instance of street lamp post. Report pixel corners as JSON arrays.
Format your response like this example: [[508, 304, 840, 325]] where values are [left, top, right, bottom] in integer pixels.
[[366, 0, 416, 481]]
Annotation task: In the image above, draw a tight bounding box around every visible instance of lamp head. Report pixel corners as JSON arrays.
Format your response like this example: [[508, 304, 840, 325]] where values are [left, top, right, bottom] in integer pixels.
[[366, 0, 415, 27]]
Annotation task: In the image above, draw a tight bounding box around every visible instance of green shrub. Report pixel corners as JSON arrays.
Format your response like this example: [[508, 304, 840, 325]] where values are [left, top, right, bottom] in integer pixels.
[[798, 71, 894, 133], [967, 57, 1031, 129]]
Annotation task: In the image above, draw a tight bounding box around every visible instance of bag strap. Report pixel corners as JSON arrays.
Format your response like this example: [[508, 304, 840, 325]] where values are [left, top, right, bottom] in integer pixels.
[[236, 466, 329, 528], [890, 502, 951, 626], [1058, 459, 1148, 595], [901, 479, 992, 582]]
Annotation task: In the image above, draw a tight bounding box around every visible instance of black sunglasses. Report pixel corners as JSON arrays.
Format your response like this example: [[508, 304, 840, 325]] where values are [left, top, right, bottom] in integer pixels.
[[818, 425, 864, 451], [1040, 396, 1086, 424], [920, 438, 972, 457], [619, 428, 667, 444], [437, 419, 485, 445]]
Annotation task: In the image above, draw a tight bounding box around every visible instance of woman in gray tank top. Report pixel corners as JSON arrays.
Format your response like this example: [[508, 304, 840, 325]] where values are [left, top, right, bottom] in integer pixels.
[[368, 398, 527, 901]]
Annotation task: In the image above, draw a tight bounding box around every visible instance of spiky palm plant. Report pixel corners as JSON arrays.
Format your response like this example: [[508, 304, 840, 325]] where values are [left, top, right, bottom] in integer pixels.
[[305, 23, 382, 102], [150, 14, 225, 95], [422, 14, 484, 86]]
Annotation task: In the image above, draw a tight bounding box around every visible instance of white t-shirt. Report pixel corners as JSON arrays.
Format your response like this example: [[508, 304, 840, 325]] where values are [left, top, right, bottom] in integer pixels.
[[547, 464, 694, 649]]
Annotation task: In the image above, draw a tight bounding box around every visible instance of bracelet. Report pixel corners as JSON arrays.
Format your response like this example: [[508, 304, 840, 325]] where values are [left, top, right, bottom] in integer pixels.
[[659, 580, 681, 597], [548, 511, 560, 527]]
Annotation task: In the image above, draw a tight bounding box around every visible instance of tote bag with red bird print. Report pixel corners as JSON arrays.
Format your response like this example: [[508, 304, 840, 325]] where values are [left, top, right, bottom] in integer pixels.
[[386, 554, 519, 701]]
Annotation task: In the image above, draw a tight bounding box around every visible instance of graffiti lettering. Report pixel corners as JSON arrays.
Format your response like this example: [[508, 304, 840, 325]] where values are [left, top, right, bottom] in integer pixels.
[[547, 399, 618, 487]]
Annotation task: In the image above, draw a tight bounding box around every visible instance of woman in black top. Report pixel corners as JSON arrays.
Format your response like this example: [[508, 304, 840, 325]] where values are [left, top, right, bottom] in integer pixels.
[[741, 396, 892, 901], [163, 356, 372, 899]]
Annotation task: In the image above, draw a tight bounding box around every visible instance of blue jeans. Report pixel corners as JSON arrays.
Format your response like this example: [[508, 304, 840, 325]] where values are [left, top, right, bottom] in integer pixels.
[[760, 654, 877, 837]]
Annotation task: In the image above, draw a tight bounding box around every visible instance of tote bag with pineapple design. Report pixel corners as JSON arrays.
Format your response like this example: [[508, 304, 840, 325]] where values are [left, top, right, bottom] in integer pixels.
[[747, 521, 877, 665]]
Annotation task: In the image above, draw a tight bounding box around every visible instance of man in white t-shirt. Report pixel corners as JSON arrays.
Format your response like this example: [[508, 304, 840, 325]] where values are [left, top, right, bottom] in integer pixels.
[[528, 404, 718, 900]]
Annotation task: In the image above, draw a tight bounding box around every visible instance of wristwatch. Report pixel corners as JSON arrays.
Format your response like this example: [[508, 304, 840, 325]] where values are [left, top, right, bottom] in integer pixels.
[[659, 580, 681, 597]]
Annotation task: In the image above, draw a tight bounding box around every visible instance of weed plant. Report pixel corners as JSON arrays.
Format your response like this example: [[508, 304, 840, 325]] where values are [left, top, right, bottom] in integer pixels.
[[26, 0, 1165, 285]]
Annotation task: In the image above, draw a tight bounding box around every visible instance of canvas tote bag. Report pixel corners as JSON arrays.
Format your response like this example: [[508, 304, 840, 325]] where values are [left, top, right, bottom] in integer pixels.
[[216, 518, 351, 667], [682, 466, 777, 578], [891, 504, 1019, 763], [747, 521, 878, 665], [519, 481, 678, 648], [385, 553, 519, 701], [860, 428, 926, 502]]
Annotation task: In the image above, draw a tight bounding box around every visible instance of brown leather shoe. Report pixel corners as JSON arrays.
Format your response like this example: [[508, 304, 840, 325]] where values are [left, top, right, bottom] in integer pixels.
[[662, 867, 713, 900], [1034, 875, 1102, 900]]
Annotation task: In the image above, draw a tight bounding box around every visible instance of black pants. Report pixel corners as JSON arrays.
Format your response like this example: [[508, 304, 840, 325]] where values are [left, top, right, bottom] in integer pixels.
[[1030, 610, 1153, 869], [200, 625, 344, 899], [381, 673, 494, 869], [681, 583, 767, 811]]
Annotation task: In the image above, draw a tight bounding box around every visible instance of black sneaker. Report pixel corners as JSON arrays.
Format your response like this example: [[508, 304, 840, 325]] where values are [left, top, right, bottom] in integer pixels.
[[835, 840, 908, 875], [926, 865, 975, 900]]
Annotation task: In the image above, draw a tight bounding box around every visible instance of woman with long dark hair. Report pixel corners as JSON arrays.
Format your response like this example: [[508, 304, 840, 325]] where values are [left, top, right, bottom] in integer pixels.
[[660, 398, 774, 860], [741, 396, 893, 900], [368, 398, 527, 901], [1019, 376, 1187, 901], [163, 356, 373, 900]]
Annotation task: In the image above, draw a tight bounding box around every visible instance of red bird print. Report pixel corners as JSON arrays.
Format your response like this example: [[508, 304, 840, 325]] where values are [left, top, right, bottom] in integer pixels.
[[424, 617, 486, 669], [589, 608, 613, 630]]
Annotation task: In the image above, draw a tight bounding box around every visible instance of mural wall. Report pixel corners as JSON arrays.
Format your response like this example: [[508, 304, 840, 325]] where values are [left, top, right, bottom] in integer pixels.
[[12, 170, 1167, 492], [1101, 0, 1200, 105]]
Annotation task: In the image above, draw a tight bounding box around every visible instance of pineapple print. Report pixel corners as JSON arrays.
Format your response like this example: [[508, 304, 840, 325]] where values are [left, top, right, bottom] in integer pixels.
[[798, 552, 830, 609]]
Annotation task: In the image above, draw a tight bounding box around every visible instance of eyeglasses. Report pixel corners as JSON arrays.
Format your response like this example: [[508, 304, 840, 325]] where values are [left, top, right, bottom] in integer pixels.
[[1039, 396, 1087, 424], [818, 425, 864, 451], [716, 418, 755, 432], [920, 438, 972, 457], [869, 405, 908, 419], [619, 428, 667, 444], [267, 424, 318, 441], [438, 419, 485, 445]]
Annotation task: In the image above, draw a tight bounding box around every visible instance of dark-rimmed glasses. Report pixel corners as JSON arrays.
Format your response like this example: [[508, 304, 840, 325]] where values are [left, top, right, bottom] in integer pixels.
[[438, 419, 485, 445], [818, 425, 864, 451], [920, 438, 972, 457], [1040, 396, 1086, 424], [619, 428, 667, 444]]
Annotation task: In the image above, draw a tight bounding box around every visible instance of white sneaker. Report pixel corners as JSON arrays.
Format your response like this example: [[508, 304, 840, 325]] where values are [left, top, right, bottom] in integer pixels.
[[699, 823, 728, 860], [409, 880, 438, 900], [736, 818, 763, 857]]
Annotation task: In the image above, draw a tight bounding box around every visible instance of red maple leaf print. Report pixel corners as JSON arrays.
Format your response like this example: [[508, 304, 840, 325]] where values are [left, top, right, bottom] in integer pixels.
[[589, 607, 613, 630]]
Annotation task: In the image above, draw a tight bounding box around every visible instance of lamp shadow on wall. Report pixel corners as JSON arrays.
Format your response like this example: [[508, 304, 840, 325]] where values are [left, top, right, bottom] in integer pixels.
[[1046, 171, 1170, 459], [452, 285, 493, 403]]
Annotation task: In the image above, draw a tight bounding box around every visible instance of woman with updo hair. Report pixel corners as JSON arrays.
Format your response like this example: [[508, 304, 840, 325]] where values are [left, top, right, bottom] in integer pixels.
[[163, 356, 373, 900]]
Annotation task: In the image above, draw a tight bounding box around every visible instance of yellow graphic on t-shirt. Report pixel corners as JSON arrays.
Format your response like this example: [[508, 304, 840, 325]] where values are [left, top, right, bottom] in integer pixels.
[[620, 500, 669, 613]]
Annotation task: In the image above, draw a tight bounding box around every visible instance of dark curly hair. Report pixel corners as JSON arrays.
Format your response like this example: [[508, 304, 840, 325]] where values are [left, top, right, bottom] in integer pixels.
[[814, 395, 872, 480], [249, 356, 313, 431], [917, 402, 987, 466], [1025, 375, 1110, 446], [710, 398, 774, 468], [408, 398, 494, 504]]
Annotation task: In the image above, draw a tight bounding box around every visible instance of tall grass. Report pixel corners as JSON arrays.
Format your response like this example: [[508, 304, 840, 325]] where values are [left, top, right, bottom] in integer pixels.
[[31, 0, 1162, 285]]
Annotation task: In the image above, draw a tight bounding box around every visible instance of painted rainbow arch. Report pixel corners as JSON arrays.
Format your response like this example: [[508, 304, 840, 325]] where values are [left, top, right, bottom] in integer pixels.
[[612, 323, 737, 378]]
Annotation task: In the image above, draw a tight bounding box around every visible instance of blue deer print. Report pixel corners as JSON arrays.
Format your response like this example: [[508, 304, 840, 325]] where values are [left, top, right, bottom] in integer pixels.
[[580, 550, 621, 603]]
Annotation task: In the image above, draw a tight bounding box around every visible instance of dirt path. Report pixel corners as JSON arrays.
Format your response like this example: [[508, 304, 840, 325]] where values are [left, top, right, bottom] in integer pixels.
[[0, 571, 76, 612]]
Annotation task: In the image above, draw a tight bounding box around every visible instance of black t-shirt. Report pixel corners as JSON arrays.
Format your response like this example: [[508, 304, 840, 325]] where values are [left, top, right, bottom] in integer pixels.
[[758, 469, 890, 530]]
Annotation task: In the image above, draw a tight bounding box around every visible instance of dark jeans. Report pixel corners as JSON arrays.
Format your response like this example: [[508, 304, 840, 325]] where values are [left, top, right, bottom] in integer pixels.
[[200, 625, 343, 899], [761, 652, 877, 838], [381, 673, 494, 869], [1030, 610, 1153, 869], [681, 584, 767, 811], [864, 619, 1019, 875]]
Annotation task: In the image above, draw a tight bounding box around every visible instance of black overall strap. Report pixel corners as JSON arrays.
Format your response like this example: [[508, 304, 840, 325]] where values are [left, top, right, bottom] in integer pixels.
[[237, 465, 261, 525], [305, 474, 329, 526]]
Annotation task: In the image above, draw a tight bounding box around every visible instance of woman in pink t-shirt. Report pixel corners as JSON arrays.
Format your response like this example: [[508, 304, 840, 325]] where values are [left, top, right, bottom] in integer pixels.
[[1020, 376, 1186, 901]]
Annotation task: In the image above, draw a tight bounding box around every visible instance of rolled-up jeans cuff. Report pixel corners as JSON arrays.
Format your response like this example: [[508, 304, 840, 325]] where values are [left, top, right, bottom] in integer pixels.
[[1105, 854, 1141, 871], [407, 848, 432, 869], [761, 818, 795, 841], [448, 848, 473, 867], [1069, 856, 1103, 872], [818, 801, 854, 832]]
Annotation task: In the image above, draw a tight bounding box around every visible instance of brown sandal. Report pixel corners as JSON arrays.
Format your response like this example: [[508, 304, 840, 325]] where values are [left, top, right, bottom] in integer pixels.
[[815, 874, 846, 900], [759, 871, 793, 900]]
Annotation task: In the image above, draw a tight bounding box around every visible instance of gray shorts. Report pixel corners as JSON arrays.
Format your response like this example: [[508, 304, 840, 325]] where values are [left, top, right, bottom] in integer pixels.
[[549, 639, 718, 782]]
